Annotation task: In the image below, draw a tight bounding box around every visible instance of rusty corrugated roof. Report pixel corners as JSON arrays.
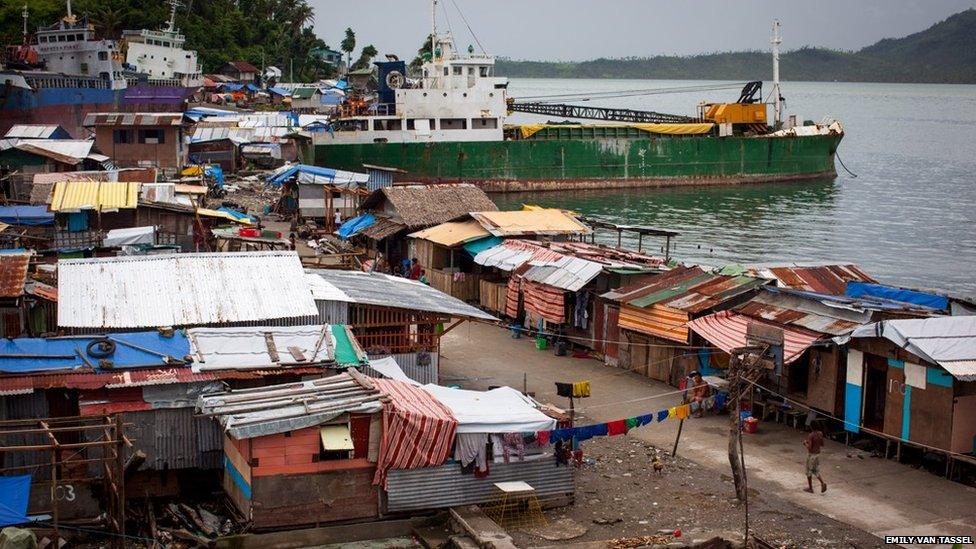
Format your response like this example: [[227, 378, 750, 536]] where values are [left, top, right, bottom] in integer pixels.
[[603, 265, 767, 314], [754, 264, 876, 295], [0, 253, 30, 298]]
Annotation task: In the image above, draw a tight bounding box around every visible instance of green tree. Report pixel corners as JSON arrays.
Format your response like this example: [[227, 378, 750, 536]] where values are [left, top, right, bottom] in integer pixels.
[[340, 27, 356, 73], [409, 34, 433, 75], [352, 44, 377, 71]]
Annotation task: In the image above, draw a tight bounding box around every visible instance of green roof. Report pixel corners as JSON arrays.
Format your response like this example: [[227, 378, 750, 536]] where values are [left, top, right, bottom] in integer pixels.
[[291, 87, 319, 99]]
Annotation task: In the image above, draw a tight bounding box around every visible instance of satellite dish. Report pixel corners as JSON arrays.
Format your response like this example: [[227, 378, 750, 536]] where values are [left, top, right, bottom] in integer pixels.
[[386, 70, 405, 89]]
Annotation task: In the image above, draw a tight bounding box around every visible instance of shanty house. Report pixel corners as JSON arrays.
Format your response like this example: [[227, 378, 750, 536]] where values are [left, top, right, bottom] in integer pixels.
[[738, 264, 877, 295], [841, 317, 976, 465], [218, 61, 259, 82], [306, 269, 497, 384], [57, 251, 319, 333], [0, 252, 33, 337], [83, 113, 188, 172], [266, 164, 369, 225], [601, 266, 768, 384], [349, 184, 498, 266], [3, 124, 71, 140], [0, 139, 111, 174]]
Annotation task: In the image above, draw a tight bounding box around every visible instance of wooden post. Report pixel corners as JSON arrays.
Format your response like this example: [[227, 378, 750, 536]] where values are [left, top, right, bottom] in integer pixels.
[[665, 235, 672, 262], [116, 414, 126, 549], [728, 353, 747, 501], [637, 233, 643, 252], [569, 396, 575, 427], [671, 419, 684, 457], [50, 447, 60, 546]]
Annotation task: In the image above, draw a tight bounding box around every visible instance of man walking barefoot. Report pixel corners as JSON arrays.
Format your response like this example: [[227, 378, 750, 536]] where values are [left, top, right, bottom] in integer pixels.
[[803, 424, 827, 493]]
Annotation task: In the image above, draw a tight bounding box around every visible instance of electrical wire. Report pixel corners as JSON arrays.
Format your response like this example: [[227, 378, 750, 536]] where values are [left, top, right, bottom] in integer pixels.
[[472, 318, 721, 350]]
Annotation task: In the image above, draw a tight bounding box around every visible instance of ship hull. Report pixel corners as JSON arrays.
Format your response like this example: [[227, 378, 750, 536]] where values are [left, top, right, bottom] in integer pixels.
[[314, 133, 843, 192], [0, 82, 193, 138]]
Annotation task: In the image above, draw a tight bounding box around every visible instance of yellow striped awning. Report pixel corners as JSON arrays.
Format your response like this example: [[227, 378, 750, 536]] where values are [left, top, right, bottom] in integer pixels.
[[50, 181, 141, 212], [195, 208, 254, 224]]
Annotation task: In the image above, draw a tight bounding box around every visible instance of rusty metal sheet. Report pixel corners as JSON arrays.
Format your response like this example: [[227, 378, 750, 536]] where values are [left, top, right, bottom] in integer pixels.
[[0, 253, 30, 297]]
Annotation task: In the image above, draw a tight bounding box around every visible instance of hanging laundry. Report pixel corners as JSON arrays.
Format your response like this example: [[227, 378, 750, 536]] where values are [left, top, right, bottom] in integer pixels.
[[454, 433, 488, 470], [667, 407, 677, 419], [714, 392, 727, 411], [574, 423, 609, 442], [555, 382, 573, 398], [607, 419, 628, 436], [675, 404, 691, 420], [657, 409, 669, 423], [572, 380, 591, 398], [625, 417, 640, 430], [550, 427, 574, 444], [637, 413, 655, 427], [474, 460, 490, 478], [500, 433, 526, 463], [536, 430, 550, 447], [690, 401, 700, 413], [574, 291, 590, 329]]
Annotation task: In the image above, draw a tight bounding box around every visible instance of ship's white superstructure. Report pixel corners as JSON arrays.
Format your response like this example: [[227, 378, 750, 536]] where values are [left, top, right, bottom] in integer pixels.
[[122, 0, 203, 87]]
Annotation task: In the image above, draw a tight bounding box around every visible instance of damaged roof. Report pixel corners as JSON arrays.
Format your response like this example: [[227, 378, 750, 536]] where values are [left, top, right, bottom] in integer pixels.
[[734, 288, 870, 336], [470, 209, 592, 237], [198, 370, 385, 439], [602, 265, 767, 314], [738, 264, 876, 296], [360, 184, 497, 229], [58, 251, 319, 329], [306, 269, 497, 321], [408, 219, 490, 247], [187, 324, 366, 371], [843, 316, 976, 381]]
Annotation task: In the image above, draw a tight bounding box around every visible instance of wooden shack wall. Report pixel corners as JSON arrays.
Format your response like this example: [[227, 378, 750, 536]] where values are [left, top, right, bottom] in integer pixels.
[[479, 280, 508, 314], [620, 329, 697, 386], [222, 435, 252, 518], [428, 268, 480, 302], [805, 346, 844, 417], [952, 393, 976, 454]]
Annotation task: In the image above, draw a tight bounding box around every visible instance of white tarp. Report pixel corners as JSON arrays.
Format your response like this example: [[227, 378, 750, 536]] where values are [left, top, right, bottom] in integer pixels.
[[422, 384, 556, 434], [842, 316, 976, 381], [103, 226, 155, 247], [368, 356, 420, 386], [187, 325, 334, 371]]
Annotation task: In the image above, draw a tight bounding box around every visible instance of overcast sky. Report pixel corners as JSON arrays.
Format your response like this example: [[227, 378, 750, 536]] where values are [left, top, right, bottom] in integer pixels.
[[310, 0, 975, 61]]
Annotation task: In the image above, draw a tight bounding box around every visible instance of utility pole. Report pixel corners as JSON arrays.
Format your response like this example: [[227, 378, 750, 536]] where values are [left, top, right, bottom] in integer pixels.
[[771, 19, 783, 127]]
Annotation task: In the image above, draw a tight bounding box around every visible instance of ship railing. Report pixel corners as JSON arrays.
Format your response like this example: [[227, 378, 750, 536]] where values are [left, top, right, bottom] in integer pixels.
[[25, 75, 112, 90], [371, 103, 396, 116]]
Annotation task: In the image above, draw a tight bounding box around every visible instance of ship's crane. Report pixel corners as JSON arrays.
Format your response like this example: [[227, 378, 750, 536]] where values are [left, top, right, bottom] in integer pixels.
[[506, 99, 698, 124]]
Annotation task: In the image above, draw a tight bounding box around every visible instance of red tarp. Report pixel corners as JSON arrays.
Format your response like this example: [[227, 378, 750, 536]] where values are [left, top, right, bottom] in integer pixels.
[[687, 310, 822, 364], [523, 280, 566, 324], [372, 378, 457, 487]]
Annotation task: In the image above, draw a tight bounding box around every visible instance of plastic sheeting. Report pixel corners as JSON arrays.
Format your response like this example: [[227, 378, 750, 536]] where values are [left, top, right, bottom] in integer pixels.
[[104, 226, 155, 247], [187, 325, 338, 371], [845, 282, 948, 311], [463, 236, 502, 257], [0, 331, 191, 373], [367, 356, 421, 386], [338, 213, 376, 239], [0, 206, 54, 226], [421, 384, 556, 434], [266, 163, 368, 188], [0, 475, 31, 527]]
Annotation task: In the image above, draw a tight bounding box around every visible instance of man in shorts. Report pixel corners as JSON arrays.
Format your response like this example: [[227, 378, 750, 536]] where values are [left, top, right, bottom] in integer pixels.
[[803, 425, 827, 493]]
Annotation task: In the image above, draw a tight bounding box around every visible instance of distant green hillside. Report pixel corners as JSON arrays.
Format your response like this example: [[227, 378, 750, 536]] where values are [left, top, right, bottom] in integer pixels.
[[497, 9, 976, 83]]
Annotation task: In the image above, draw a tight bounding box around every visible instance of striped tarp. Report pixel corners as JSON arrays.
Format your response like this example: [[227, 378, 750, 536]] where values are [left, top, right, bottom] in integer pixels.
[[687, 310, 822, 364], [372, 379, 458, 486]]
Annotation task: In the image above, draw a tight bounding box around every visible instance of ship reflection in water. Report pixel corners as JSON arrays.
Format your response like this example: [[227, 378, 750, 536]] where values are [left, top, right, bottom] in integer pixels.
[[493, 178, 841, 267]]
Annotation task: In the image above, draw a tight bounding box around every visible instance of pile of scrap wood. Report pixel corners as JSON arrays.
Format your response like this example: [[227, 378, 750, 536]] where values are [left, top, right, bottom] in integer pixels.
[[128, 499, 244, 547]]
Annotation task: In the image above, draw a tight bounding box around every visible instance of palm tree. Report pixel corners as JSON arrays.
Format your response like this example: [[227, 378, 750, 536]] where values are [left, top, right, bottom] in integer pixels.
[[340, 27, 355, 73], [352, 44, 378, 70]]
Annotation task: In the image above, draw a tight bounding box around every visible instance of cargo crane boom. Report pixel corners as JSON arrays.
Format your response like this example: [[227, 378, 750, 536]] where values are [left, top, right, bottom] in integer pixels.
[[507, 101, 698, 124]]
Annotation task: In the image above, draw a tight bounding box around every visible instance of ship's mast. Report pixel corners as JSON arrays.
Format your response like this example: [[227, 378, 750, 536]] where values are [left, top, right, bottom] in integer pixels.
[[21, 4, 28, 44], [430, 0, 437, 59], [771, 19, 782, 126], [164, 0, 181, 33], [64, 0, 75, 24]]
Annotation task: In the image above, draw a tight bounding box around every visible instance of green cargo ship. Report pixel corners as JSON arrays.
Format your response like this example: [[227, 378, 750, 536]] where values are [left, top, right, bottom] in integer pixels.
[[313, 14, 843, 192]]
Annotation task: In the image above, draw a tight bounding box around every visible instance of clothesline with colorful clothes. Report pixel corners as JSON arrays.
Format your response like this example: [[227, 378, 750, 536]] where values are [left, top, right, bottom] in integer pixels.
[[527, 392, 727, 446]]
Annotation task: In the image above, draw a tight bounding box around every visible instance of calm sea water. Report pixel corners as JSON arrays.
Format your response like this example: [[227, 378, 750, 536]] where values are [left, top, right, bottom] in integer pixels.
[[495, 79, 976, 297]]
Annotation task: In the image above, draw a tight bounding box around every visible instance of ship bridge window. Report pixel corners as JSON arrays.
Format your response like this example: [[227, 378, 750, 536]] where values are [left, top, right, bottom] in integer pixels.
[[374, 119, 402, 131], [98, 51, 108, 61], [480, 66, 489, 77], [443, 67, 448, 76], [76, 34, 83, 41], [57, 35, 66, 42], [440, 118, 467, 130], [38, 36, 47, 43], [475, 118, 498, 129], [406, 119, 435, 131], [452, 66, 462, 76], [334, 119, 368, 132]]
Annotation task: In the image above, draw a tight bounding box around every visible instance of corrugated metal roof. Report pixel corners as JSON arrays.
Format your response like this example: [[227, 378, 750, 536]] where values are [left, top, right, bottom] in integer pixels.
[[198, 371, 384, 439], [50, 181, 140, 212], [306, 269, 497, 321], [83, 112, 185, 127], [735, 290, 868, 336], [470, 209, 592, 237], [844, 316, 976, 381], [408, 220, 490, 247], [473, 239, 563, 272], [750, 264, 876, 295], [58, 251, 319, 329], [0, 253, 30, 298], [522, 256, 604, 292], [187, 324, 363, 371], [190, 126, 255, 144], [603, 265, 767, 314], [14, 140, 95, 164], [4, 125, 65, 139], [688, 310, 823, 364]]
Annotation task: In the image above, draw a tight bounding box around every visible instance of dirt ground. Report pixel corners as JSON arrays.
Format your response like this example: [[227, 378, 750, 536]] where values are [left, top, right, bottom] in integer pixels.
[[510, 434, 886, 549]]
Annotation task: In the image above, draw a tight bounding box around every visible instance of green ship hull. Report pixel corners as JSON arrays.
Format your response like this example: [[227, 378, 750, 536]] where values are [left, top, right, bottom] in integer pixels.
[[313, 131, 843, 192]]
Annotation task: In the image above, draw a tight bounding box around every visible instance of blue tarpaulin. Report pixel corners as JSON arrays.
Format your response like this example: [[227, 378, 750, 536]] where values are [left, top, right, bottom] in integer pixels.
[[245, 83, 260, 93], [846, 282, 949, 311], [267, 87, 290, 96], [0, 475, 31, 527], [0, 206, 54, 226], [216, 207, 256, 224], [338, 213, 375, 239], [266, 164, 367, 187], [221, 83, 244, 92], [463, 236, 503, 256], [205, 165, 225, 188], [320, 89, 344, 105], [0, 332, 191, 374]]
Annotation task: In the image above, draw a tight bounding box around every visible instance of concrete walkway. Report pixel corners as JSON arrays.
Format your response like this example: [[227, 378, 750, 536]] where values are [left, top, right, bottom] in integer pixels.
[[440, 322, 976, 546]]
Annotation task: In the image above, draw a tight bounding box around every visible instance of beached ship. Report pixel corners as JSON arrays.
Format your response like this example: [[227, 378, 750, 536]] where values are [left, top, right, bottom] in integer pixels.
[[0, 0, 201, 137], [313, 10, 844, 192]]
